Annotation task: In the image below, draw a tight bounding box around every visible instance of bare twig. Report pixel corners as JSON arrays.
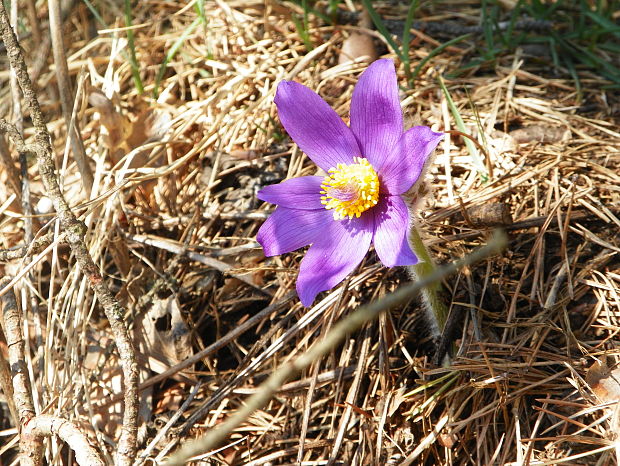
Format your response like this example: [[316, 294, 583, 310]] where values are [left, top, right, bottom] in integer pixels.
[[0, 277, 43, 465], [163, 232, 507, 465], [22, 415, 105, 466], [0, 231, 55, 262], [0, 135, 22, 204], [0, 336, 19, 427], [0, 5, 139, 465], [1, 0, 23, 208]]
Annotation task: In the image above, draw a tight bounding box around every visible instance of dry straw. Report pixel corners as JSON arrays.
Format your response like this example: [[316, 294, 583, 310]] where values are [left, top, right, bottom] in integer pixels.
[[0, 1, 619, 465]]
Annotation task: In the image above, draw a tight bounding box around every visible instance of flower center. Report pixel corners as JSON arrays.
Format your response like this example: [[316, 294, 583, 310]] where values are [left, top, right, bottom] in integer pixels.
[[320, 157, 380, 220]]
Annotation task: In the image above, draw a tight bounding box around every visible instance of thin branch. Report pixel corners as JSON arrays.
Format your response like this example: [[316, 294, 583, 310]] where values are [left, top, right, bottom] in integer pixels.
[[0, 277, 43, 465], [0, 135, 22, 204], [22, 415, 105, 466], [163, 231, 508, 465], [0, 330, 19, 427], [0, 231, 55, 262], [0, 6, 139, 465]]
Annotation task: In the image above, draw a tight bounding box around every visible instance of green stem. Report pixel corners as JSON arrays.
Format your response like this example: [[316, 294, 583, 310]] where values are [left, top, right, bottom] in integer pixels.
[[408, 228, 449, 335]]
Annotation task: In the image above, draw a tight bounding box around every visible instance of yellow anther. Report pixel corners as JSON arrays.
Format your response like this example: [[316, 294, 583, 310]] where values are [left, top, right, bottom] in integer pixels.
[[320, 157, 380, 220]]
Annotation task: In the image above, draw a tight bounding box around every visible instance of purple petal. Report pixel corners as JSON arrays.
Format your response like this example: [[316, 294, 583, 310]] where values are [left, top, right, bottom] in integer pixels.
[[350, 59, 403, 170], [258, 176, 324, 210], [373, 195, 418, 267], [257, 207, 332, 256], [379, 126, 444, 195], [296, 215, 373, 306], [275, 81, 361, 171]]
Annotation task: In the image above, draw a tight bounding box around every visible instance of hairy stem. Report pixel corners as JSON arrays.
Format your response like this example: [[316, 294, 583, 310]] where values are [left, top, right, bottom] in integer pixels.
[[408, 227, 450, 338]]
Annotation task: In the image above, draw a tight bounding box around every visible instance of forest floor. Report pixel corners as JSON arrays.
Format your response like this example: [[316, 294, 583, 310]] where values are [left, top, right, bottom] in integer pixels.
[[1, 1, 620, 465]]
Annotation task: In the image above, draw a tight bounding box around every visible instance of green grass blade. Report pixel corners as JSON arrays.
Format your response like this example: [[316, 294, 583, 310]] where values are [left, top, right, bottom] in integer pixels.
[[289, 0, 330, 23], [438, 75, 488, 179], [327, 0, 340, 23], [194, 0, 206, 23], [401, 0, 419, 84], [404, 371, 457, 398], [292, 14, 313, 51], [125, 0, 144, 94], [584, 10, 620, 37], [82, 0, 107, 27], [301, 0, 313, 50], [153, 17, 201, 99]]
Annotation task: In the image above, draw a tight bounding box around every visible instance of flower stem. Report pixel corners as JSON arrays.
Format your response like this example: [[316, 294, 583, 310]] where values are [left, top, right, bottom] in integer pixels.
[[408, 228, 449, 338]]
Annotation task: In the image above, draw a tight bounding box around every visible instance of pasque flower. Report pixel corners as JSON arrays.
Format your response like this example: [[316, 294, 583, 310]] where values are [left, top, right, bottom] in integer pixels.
[[257, 59, 443, 306]]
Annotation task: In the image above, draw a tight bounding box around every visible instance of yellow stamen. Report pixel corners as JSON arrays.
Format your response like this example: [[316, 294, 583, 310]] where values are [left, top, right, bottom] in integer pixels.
[[320, 157, 380, 220]]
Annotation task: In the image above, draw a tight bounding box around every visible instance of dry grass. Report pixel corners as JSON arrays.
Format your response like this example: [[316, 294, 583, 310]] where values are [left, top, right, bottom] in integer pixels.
[[1, 1, 620, 464]]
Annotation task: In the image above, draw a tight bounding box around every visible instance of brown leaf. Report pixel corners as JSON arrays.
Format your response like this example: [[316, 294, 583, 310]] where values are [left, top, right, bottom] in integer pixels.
[[89, 89, 171, 167], [338, 8, 377, 65], [154, 383, 188, 414], [465, 203, 513, 228], [134, 295, 194, 378], [438, 431, 458, 448], [88, 89, 132, 157], [509, 124, 570, 144], [586, 358, 620, 403], [338, 32, 378, 65], [125, 106, 172, 150]]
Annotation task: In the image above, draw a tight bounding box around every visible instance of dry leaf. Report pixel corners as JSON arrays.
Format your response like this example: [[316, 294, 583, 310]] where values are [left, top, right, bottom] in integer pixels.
[[509, 124, 570, 144], [465, 203, 513, 228], [125, 106, 172, 150], [88, 89, 132, 157], [387, 387, 407, 418], [89, 89, 171, 167], [586, 358, 620, 403], [438, 431, 458, 448], [338, 32, 378, 65], [154, 383, 189, 414], [338, 8, 377, 65], [135, 295, 194, 377]]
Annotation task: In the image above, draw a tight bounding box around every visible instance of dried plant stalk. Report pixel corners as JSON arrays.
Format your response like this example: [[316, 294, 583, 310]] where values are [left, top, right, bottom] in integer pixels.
[[0, 4, 138, 465], [48, 0, 94, 193], [164, 232, 507, 465]]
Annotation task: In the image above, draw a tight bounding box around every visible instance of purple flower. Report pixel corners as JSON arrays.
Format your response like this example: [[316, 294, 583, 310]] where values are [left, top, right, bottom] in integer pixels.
[[257, 59, 443, 306]]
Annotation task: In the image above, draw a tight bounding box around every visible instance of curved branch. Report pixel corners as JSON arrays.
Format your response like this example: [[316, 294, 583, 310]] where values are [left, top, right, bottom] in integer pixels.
[[23, 415, 105, 466]]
